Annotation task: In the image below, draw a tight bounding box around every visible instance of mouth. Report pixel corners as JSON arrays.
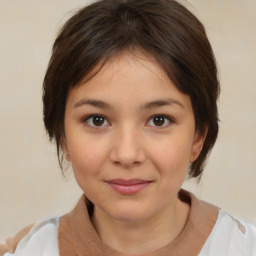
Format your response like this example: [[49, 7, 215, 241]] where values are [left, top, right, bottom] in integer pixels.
[[105, 179, 153, 195]]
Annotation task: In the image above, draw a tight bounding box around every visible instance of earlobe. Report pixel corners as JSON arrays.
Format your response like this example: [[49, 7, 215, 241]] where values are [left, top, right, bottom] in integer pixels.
[[190, 128, 207, 162], [65, 153, 71, 162], [60, 137, 71, 162]]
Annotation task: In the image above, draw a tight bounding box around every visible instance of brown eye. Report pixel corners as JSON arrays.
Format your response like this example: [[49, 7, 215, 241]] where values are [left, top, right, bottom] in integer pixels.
[[147, 115, 172, 127], [92, 116, 105, 126], [153, 116, 165, 126], [83, 115, 109, 127]]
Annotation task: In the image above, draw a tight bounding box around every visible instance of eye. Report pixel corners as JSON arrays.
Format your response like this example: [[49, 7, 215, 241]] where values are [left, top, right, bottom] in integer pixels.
[[83, 115, 110, 128], [147, 115, 173, 127]]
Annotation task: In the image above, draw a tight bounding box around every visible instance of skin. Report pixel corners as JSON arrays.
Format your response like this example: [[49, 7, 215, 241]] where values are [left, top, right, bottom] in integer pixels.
[[62, 51, 205, 254]]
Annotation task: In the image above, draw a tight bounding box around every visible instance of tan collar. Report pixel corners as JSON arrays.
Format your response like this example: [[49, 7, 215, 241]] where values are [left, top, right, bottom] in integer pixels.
[[58, 189, 219, 256]]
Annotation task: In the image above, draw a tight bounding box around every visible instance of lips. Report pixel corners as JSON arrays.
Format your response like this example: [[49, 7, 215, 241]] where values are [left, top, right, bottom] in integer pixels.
[[105, 179, 152, 195]]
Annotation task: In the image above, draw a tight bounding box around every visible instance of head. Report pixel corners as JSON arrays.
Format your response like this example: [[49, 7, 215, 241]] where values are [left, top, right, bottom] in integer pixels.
[[43, 0, 219, 181]]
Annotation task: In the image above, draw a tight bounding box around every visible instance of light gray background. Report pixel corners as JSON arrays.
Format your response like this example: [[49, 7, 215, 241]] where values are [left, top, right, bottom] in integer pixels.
[[0, 0, 255, 239]]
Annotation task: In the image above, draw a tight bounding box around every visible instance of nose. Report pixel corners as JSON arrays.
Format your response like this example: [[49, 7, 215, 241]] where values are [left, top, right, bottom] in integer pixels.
[[109, 126, 146, 168]]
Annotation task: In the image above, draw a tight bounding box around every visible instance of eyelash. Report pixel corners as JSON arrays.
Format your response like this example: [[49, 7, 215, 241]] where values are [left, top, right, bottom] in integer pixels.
[[146, 114, 174, 128], [82, 114, 110, 128], [82, 114, 174, 128]]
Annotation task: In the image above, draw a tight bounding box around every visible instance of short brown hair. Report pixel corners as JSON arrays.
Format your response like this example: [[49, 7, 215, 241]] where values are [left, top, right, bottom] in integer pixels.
[[43, 0, 219, 179]]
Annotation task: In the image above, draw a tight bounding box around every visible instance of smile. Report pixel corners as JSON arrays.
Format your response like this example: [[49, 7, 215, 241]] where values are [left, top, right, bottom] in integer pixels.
[[105, 179, 152, 195]]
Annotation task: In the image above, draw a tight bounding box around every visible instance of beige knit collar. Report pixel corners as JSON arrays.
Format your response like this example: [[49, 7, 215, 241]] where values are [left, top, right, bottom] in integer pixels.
[[58, 189, 219, 256]]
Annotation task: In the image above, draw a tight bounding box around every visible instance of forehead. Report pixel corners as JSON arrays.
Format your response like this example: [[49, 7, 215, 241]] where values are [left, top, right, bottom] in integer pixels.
[[66, 50, 192, 111], [80, 50, 170, 87]]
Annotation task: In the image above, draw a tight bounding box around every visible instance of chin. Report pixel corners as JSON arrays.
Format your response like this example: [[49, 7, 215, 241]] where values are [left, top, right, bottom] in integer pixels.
[[105, 201, 153, 223]]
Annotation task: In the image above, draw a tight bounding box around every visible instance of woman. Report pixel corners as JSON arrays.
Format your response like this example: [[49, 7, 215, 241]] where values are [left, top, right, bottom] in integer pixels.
[[1, 0, 255, 255]]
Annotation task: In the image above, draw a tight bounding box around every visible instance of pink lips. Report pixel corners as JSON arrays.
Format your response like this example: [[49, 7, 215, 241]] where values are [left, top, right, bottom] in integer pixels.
[[106, 179, 152, 195]]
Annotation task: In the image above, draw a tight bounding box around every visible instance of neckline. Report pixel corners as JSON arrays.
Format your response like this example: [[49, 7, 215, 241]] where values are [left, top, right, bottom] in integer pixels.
[[59, 189, 219, 256]]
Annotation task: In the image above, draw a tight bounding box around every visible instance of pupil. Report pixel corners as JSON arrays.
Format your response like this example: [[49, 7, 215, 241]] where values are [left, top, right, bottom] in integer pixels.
[[153, 116, 164, 126], [93, 116, 104, 126]]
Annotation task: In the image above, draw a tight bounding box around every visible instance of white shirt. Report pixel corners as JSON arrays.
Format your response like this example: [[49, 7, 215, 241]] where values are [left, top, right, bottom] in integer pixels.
[[2, 210, 256, 256]]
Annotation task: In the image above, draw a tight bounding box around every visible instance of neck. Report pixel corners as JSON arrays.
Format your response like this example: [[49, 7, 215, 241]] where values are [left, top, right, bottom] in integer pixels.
[[92, 197, 190, 254]]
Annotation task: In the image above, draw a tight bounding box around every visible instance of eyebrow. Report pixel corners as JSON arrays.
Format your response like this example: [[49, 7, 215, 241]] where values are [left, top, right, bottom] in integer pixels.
[[74, 99, 111, 109], [141, 99, 184, 110], [74, 98, 184, 110]]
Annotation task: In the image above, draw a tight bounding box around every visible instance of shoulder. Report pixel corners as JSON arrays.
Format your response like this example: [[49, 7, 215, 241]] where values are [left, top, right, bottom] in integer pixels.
[[0, 217, 60, 256], [200, 209, 256, 256]]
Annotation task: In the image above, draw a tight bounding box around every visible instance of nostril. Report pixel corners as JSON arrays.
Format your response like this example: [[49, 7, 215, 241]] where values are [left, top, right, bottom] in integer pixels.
[[109, 148, 146, 168], [112, 161, 141, 170]]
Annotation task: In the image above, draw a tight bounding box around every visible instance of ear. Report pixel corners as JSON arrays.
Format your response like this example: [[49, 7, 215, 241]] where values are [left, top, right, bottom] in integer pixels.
[[60, 137, 71, 162], [189, 127, 208, 162]]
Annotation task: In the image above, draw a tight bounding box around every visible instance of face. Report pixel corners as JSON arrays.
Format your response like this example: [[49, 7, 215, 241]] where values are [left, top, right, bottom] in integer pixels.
[[62, 51, 204, 223]]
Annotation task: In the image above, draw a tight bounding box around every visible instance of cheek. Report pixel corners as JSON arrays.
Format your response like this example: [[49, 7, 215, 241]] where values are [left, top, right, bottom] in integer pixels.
[[69, 143, 105, 195], [69, 139, 107, 176], [154, 140, 191, 192], [150, 136, 193, 170]]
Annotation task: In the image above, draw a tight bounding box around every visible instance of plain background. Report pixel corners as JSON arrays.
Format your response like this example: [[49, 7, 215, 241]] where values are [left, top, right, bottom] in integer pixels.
[[0, 0, 255, 240]]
